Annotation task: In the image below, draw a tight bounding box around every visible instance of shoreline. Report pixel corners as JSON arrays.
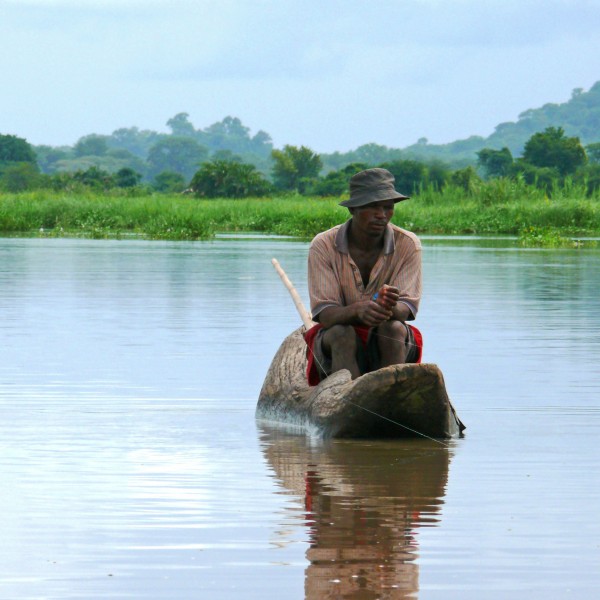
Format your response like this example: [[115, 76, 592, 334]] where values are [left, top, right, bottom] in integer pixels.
[[1, 191, 599, 247]]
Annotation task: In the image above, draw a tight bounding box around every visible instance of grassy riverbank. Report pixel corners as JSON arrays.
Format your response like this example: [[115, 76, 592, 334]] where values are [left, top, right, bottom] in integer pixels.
[[1, 182, 599, 245]]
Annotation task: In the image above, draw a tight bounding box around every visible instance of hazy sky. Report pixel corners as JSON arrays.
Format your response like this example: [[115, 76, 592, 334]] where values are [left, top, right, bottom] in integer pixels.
[[1, 0, 599, 152]]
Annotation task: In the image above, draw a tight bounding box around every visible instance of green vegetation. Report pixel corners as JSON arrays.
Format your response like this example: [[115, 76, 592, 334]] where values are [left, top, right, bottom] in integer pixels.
[[4, 123, 598, 203], [0, 134, 38, 166], [323, 81, 600, 169], [1, 83, 599, 248], [28, 114, 274, 180], [2, 80, 599, 199], [146, 136, 209, 181], [0, 192, 213, 240], [271, 145, 323, 193], [9, 79, 600, 191], [1, 179, 598, 245], [190, 160, 272, 198], [517, 226, 596, 248]]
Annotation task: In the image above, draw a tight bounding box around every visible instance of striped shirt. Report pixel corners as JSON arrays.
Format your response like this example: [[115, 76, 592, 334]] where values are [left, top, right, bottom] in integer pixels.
[[307, 219, 422, 322]]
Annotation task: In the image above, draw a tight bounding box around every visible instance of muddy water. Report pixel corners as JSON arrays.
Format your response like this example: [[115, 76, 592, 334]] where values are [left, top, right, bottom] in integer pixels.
[[0, 236, 599, 599]]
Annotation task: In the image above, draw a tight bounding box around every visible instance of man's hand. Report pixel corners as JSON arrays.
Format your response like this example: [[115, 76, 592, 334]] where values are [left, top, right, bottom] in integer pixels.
[[375, 284, 400, 309], [317, 284, 409, 329], [374, 285, 414, 322], [355, 299, 393, 327]]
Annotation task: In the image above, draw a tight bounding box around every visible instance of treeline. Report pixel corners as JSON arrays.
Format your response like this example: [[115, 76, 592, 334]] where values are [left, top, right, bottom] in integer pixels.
[[1, 80, 600, 198], [1, 125, 599, 200], [319, 81, 600, 169], [303, 126, 600, 198], [26, 113, 273, 187], [24, 80, 600, 176], [1, 80, 598, 179]]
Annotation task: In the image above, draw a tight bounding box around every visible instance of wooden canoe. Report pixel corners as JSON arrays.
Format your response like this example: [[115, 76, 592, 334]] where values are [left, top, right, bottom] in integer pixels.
[[256, 326, 465, 439]]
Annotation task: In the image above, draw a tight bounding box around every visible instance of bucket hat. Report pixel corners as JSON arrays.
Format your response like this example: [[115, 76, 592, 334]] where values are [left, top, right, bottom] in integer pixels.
[[339, 168, 409, 208]]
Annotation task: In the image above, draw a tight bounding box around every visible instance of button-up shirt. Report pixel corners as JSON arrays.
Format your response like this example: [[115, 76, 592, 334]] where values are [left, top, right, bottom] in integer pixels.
[[307, 219, 422, 322]]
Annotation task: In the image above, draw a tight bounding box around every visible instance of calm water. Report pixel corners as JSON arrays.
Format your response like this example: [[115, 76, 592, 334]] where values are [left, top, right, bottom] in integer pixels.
[[0, 235, 599, 599]]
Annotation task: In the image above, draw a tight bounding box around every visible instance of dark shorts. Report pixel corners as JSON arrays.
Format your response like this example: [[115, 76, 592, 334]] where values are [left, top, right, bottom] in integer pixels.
[[304, 323, 423, 386]]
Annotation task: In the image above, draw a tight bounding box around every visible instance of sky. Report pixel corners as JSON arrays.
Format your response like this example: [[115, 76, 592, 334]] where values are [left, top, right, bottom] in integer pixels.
[[1, 0, 599, 153]]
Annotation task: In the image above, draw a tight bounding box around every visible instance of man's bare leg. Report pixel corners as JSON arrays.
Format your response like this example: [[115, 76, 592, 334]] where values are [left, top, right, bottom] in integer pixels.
[[376, 320, 408, 366], [321, 324, 361, 379]]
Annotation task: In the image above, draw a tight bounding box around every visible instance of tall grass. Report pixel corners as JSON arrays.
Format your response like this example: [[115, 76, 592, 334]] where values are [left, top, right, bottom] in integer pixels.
[[400, 181, 599, 236], [1, 181, 599, 242], [0, 192, 213, 239], [195, 195, 345, 237]]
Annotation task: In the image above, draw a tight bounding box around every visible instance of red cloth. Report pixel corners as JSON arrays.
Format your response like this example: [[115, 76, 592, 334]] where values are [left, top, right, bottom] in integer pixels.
[[411, 325, 423, 363], [303, 323, 423, 386]]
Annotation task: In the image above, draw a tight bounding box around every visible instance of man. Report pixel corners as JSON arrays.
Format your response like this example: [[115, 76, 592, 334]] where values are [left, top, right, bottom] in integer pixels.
[[304, 168, 422, 385]]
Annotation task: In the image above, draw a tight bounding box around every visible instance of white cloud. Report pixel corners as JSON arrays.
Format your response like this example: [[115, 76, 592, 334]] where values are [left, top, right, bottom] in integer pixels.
[[1, 0, 599, 150]]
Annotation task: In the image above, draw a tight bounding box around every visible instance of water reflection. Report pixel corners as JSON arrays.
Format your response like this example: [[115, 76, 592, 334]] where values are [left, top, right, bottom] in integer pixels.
[[2, 237, 599, 597], [259, 426, 452, 599]]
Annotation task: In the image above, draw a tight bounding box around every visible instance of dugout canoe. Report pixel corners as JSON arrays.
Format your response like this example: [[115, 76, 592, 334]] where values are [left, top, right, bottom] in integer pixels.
[[256, 326, 465, 439]]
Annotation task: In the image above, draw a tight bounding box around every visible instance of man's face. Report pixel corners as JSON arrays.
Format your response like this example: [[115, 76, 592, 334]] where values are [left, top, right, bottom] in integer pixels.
[[350, 200, 395, 237]]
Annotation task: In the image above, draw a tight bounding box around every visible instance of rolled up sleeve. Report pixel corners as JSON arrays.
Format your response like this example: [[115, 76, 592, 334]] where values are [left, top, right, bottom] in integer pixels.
[[391, 239, 422, 320], [307, 235, 343, 322]]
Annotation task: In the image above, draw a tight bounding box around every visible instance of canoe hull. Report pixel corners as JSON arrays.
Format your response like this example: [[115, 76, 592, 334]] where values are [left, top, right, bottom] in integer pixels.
[[257, 327, 465, 439]]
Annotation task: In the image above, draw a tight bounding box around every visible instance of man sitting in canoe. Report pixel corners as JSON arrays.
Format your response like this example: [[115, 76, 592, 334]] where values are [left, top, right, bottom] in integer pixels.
[[304, 167, 423, 385]]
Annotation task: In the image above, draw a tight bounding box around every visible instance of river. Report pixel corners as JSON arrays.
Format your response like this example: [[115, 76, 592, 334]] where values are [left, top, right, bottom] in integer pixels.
[[0, 235, 599, 599]]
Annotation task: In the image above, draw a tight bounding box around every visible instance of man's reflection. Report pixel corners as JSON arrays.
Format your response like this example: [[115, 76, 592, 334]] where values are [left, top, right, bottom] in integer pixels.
[[260, 426, 453, 599]]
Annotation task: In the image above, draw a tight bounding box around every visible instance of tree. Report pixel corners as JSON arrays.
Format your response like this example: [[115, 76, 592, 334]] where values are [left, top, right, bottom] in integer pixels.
[[586, 142, 600, 164], [522, 127, 587, 176], [211, 149, 243, 163], [153, 171, 187, 193], [309, 163, 370, 197], [511, 161, 558, 192], [352, 143, 398, 165], [190, 160, 272, 198], [108, 127, 164, 159], [166, 112, 196, 137], [201, 116, 271, 158], [426, 161, 451, 189], [271, 145, 322, 192], [34, 145, 70, 174], [0, 162, 44, 192], [107, 147, 137, 160], [204, 116, 250, 149], [574, 164, 600, 195], [249, 130, 274, 157], [74, 134, 109, 157], [146, 137, 209, 181], [48, 153, 148, 181], [309, 171, 348, 197], [450, 166, 481, 193], [114, 167, 142, 188], [341, 162, 371, 176], [71, 166, 114, 190], [476, 147, 513, 178], [380, 160, 428, 194], [0, 134, 37, 169], [105, 148, 147, 177]]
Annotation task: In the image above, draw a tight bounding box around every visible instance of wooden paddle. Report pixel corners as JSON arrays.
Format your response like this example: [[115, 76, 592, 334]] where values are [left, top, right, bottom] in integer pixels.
[[271, 258, 314, 329]]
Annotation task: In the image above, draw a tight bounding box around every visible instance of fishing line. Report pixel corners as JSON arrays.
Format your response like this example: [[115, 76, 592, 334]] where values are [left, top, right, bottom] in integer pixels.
[[306, 332, 450, 447], [342, 398, 451, 447], [270, 258, 452, 444], [366, 329, 419, 349]]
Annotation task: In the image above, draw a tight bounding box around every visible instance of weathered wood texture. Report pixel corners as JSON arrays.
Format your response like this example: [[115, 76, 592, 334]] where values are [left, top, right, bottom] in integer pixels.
[[257, 327, 465, 439]]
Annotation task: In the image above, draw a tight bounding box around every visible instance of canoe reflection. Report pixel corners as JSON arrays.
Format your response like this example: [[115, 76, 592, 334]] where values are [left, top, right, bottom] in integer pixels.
[[259, 426, 453, 599]]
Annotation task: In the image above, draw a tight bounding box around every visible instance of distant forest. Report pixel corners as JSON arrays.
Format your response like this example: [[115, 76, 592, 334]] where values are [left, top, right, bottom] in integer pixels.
[[0, 80, 599, 199], [25, 80, 599, 181], [323, 80, 600, 171]]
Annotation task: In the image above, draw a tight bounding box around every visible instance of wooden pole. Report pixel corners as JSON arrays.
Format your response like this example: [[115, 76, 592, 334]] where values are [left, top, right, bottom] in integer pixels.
[[271, 258, 314, 329]]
